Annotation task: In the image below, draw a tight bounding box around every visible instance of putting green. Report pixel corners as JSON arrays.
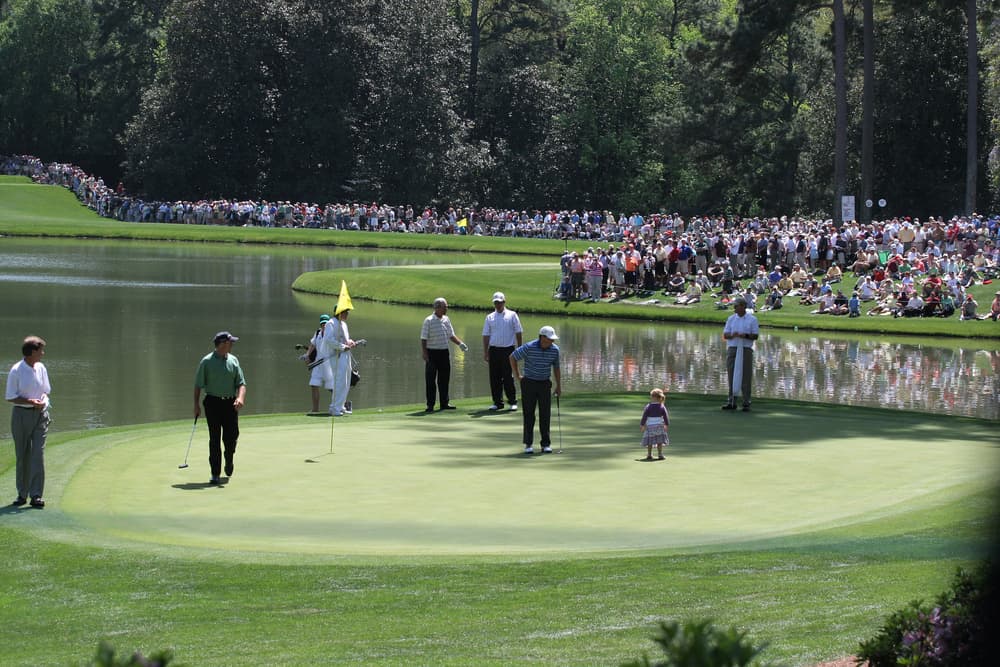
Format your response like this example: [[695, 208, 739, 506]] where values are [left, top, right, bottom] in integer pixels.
[[13, 396, 999, 559]]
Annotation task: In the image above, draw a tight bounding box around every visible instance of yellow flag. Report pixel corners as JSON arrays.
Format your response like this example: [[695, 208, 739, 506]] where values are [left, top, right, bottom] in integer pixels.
[[335, 280, 354, 315], [456, 217, 468, 228]]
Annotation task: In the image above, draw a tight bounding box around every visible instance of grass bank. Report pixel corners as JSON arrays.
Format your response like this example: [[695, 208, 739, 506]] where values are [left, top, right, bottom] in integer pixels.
[[293, 263, 1000, 338], [0, 176, 560, 255], [1, 394, 997, 665]]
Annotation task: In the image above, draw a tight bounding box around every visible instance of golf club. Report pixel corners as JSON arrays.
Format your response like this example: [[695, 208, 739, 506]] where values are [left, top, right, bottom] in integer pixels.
[[556, 393, 563, 454], [178, 415, 198, 468]]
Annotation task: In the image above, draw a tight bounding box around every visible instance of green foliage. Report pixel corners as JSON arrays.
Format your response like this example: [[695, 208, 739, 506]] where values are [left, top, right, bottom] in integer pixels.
[[0, 0, 97, 157], [857, 561, 997, 667], [87, 641, 173, 667], [1, 0, 997, 214], [622, 619, 776, 667]]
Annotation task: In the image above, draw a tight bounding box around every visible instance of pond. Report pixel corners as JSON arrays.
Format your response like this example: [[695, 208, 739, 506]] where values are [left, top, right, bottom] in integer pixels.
[[1, 238, 996, 432]]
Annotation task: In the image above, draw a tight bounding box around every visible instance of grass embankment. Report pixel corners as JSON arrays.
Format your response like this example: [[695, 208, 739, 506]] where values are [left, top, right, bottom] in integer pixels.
[[3, 175, 997, 337], [0, 176, 558, 255], [293, 263, 1000, 338], [1, 394, 998, 665]]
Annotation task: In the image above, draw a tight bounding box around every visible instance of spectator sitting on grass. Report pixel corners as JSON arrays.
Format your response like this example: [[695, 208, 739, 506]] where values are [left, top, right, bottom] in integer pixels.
[[990, 291, 1000, 321], [825, 262, 843, 283], [940, 292, 956, 317], [848, 291, 861, 317], [706, 261, 724, 286], [798, 278, 821, 305], [922, 288, 942, 317], [760, 286, 783, 311], [776, 271, 793, 294], [960, 294, 985, 320], [899, 292, 924, 318], [789, 264, 810, 289], [665, 272, 686, 293], [694, 270, 712, 293], [675, 279, 702, 305], [867, 292, 899, 316]]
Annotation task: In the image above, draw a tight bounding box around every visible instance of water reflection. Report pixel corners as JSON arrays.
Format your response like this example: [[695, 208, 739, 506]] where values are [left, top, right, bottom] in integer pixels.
[[0, 239, 996, 432], [519, 323, 999, 420]]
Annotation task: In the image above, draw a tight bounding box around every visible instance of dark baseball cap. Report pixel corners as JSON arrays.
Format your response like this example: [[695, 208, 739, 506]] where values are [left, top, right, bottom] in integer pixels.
[[213, 331, 239, 345]]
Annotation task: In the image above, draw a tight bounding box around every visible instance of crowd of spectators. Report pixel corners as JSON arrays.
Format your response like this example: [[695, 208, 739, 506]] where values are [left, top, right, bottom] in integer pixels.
[[4, 154, 1000, 322]]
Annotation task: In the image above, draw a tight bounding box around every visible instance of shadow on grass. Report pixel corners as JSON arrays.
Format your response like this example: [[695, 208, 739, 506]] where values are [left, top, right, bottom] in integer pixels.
[[421, 393, 999, 469], [171, 481, 228, 490]]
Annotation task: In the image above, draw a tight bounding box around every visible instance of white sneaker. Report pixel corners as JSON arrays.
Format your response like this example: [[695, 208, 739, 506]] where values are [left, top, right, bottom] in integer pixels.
[[330, 411, 343, 417], [542, 446, 552, 453], [523, 446, 534, 454], [488, 404, 501, 411], [508, 403, 518, 412]]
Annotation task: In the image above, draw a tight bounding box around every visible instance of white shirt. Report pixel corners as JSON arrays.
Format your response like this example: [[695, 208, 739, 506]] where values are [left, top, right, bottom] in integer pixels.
[[6, 359, 51, 408], [482, 308, 523, 347], [723, 311, 759, 349]]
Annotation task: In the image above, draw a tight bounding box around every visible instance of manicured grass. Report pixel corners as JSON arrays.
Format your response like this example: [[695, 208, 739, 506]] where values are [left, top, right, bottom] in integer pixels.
[[0, 177, 560, 255], [293, 263, 1000, 338], [1, 394, 997, 665]]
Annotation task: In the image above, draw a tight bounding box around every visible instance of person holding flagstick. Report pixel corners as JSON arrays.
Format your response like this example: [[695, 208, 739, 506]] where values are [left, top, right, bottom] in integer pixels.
[[322, 281, 360, 417], [721, 296, 759, 412]]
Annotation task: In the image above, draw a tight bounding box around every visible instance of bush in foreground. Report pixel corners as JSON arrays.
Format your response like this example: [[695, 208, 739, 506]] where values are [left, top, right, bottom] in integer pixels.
[[857, 561, 997, 667], [85, 641, 174, 667], [623, 619, 778, 667]]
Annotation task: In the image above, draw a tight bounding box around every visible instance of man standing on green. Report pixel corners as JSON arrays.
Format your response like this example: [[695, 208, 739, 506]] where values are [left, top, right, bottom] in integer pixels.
[[6, 336, 51, 508], [194, 331, 247, 484], [510, 326, 562, 455]]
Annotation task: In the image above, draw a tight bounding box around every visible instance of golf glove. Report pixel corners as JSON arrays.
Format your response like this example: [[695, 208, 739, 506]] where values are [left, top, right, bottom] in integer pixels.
[[459, 342, 469, 352]]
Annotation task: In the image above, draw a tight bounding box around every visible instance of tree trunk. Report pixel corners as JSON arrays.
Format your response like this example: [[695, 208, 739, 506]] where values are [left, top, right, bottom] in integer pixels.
[[861, 0, 874, 225], [469, 0, 481, 121], [965, 0, 978, 215], [833, 0, 848, 226]]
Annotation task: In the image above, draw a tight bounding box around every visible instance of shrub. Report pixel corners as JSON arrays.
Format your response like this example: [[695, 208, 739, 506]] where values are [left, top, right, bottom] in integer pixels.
[[85, 641, 174, 667], [622, 618, 778, 667], [857, 561, 997, 667]]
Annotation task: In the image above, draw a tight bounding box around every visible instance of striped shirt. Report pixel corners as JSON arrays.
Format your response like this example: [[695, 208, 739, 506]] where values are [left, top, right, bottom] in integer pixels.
[[482, 308, 522, 347], [511, 339, 560, 381], [421, 314, 455, 350]]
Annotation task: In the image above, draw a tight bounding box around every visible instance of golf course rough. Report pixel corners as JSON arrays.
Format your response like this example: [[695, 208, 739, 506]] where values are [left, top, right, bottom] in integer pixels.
[[12, 395, 998, 561]]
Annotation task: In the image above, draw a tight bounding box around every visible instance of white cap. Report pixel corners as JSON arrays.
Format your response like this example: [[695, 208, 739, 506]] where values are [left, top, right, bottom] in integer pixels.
[[492, 291, 506, 303], [539, 325, 559, 340]]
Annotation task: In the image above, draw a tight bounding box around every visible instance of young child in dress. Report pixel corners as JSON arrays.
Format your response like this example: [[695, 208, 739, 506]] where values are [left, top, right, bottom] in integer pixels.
[[640, 388, 670, 461]]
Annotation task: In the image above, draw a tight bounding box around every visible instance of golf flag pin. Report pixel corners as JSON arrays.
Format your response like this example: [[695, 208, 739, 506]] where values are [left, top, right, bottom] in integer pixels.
[[456, 217, 468, 228], [335, 280, 354, 315]]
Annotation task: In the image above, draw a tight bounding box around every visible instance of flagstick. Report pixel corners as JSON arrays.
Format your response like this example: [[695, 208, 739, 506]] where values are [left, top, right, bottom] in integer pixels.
[[329, 413, 335, 455]]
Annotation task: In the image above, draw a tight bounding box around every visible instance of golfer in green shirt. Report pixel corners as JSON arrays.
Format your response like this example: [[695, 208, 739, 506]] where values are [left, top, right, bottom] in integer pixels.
[[194, 331, 247, 484]]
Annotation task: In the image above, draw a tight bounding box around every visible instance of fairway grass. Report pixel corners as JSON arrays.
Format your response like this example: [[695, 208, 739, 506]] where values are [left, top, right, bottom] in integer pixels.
[[1, 394, 997, 665]]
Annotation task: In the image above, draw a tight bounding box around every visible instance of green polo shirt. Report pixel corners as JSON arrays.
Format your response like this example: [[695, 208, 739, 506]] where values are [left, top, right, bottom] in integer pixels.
[[195, 351, 246, 397]]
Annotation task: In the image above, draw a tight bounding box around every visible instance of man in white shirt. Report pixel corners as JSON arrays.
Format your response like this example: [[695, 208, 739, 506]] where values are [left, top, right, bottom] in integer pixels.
[[5, 336, 51, 508], [722, 298, 759, 412], [482, 292, 523, 411]]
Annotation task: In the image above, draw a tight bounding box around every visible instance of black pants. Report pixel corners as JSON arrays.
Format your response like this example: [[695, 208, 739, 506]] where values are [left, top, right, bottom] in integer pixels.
[[203, 395, 239, 477], [520, 378, 552, 447], [425, 348, 451, 409], [488, 345, 516, 407]]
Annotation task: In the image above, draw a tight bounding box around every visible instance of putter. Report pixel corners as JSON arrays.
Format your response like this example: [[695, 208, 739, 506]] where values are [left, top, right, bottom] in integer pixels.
[[556, 394, 563, 454], [178, 415, 198, 468]]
